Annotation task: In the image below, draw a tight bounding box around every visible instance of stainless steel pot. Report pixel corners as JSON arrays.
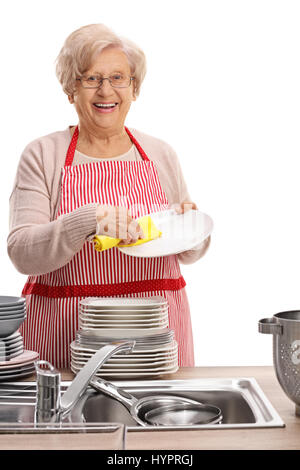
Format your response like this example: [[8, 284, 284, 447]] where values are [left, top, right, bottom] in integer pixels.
[[259, 310, 300, 416]]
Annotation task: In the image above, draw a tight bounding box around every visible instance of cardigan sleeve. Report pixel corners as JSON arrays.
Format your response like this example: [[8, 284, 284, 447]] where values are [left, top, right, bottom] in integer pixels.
[[7, 140, 97, 276]]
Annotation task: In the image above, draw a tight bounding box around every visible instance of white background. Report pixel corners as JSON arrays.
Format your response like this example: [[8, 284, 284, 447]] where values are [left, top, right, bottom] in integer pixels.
[[1, 0, 300, 366]]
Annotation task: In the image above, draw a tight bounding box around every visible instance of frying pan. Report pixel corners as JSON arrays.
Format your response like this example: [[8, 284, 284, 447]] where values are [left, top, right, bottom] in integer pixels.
[[89, 376, 222, 427]]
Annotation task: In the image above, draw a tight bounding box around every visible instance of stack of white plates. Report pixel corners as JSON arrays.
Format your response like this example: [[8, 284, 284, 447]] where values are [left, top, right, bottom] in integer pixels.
[[71, 328, 178, 380], [70, 339, 178, 379], [78, 297, 169, 337], [0, 350, 39, 381], [0, 296, 26, 339], [72, 296, 178, 378]]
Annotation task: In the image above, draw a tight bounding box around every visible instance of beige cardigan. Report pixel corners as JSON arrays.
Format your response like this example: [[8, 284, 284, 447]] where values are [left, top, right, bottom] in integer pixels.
[[7, 126, 210, 276]]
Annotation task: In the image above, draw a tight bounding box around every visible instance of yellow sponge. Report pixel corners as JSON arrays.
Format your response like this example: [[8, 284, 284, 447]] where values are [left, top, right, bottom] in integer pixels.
[[92, 215, 162, 252]]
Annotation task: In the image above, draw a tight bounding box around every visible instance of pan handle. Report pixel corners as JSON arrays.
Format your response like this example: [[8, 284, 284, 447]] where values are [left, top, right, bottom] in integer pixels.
[[89, 377, 138, 411], [258, 318, 283, 335]]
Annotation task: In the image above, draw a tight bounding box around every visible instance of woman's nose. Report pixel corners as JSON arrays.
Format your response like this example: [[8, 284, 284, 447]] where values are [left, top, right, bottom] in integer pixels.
[[96, 79, 114, 95]]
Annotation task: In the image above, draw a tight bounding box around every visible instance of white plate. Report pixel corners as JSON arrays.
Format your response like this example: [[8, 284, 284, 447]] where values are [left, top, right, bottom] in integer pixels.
[[79, 318, 168, 326], [79, 324, 169, 331], [71, 356, 178, 370], [79, 311, 168, 320], [0, 350, 39, 367], [79, 325, 169, 336], [0, 341, 23, 353], [0, 368, 35, 381], [0, 363, 35, 375], [71, 348, 178, 362], [79, 315, 168, 323], [0, 336, 23, 348], [72, 358, 178, 371], [79, 307, 168, 315], [70, 341, 177, 357], [118, 209, 213, 258], [71, 356, 178, 369], [78, 326, 169, 336], [72, 338, 176, 349], [71, 364, 179, 378], [80, 297, 168, 310], [0, 349, 24, 362]]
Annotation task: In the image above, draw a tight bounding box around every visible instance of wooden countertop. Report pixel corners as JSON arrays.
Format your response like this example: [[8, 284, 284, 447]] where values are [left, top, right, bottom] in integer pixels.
[[0, 366, 299, 450]]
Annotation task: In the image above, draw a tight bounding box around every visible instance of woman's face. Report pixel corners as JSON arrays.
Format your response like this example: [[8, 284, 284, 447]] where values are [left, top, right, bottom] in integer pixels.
[[70, 47, 136, 135]]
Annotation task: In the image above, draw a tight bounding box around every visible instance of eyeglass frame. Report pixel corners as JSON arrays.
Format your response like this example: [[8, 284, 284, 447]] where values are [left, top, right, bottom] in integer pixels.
[[76, 75, 135, 89]]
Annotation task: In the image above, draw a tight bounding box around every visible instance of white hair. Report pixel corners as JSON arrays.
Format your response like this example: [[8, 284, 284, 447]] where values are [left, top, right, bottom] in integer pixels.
[[55, 24, 146, 97]]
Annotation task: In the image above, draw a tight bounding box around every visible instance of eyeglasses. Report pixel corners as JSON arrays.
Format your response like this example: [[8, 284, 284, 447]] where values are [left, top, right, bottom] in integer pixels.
[[76, 74, 135, 89]]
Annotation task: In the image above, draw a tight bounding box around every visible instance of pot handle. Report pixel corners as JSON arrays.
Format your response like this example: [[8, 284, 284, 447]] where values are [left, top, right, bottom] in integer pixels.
[[258, 318, 283, 335]]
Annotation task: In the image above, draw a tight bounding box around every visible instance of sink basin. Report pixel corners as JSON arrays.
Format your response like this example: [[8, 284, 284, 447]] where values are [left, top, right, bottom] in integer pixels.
[[0, 377, 284, 431]]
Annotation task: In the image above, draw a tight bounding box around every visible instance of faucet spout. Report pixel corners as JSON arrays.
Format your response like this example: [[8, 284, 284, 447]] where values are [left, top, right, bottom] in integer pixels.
[[35, 340, 135, 422], [60, 341, 135, 415]]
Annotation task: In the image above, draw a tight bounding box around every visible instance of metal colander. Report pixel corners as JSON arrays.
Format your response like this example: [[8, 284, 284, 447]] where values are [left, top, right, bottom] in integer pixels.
[[259, 310, 300, 416]]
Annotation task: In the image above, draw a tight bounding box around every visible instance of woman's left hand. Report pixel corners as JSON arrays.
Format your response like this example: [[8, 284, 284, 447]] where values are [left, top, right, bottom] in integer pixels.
[[174, 201, 198, 214]]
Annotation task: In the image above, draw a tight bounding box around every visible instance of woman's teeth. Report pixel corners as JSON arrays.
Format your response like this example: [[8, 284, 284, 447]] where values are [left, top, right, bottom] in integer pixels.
[[94, 103, 117, 108]]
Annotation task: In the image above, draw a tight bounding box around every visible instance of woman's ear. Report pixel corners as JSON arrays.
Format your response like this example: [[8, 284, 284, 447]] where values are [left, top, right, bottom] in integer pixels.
[[68, 95, 74, 104], [132, 87, 137, 102]]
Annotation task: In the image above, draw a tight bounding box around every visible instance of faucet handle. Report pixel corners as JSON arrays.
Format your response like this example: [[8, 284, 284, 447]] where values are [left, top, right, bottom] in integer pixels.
[[35, 360, 61, 414]]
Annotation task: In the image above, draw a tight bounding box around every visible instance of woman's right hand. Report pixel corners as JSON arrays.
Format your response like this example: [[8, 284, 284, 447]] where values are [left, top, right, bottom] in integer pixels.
[[96, 205, 144, 245]]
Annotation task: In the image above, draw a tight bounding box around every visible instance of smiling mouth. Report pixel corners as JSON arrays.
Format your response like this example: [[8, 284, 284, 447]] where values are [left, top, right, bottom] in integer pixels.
[[93, 103, 118, 109]]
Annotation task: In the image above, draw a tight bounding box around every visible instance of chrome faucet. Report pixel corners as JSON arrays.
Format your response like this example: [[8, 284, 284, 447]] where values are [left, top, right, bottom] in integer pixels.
[[34, 341, 135, 424]]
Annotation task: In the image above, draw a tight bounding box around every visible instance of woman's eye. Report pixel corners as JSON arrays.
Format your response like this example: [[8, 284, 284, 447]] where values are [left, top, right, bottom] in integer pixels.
[[87, 76, 99, 82], [112, 74, 123, 80]]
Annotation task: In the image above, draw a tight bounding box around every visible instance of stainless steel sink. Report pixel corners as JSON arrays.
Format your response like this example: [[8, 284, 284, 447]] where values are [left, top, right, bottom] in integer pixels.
[[0, 377, 284, 431]]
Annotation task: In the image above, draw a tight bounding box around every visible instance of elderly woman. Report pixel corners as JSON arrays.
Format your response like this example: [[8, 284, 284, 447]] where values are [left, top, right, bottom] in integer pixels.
[[7, 24, 210, 369]]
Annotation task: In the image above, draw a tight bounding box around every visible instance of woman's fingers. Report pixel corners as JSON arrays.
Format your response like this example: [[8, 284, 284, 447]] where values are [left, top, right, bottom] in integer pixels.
[[127, 217, 144, 242], [96, 204, 144, 242], [174, 201, 198, 214]]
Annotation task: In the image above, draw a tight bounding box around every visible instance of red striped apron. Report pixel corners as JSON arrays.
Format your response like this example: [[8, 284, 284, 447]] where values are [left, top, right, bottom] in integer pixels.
[[21, 126, 195, 368]]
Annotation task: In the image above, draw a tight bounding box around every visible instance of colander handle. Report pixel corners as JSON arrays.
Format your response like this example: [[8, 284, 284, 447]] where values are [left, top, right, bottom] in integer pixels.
[[258, 318, 283, 335]]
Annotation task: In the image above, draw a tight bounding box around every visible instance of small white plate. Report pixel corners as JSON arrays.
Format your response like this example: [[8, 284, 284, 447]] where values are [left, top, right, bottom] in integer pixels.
[[118, 209, 213, 258], [0, 341, 23, 353], [71, 364, 179, 378], [72, 358, 178, 371], [80, 297, 168, 310], [79, 317, 168, 328], [78, 326, 169, 338], [0, 368, 35, 381], [79, 305, 169, 317], [70, 340, 178, 357], [79, 313, 168, 322], [0, 363, 35, 375], [0, 349, 24, 362], [0, 337, 23, 349], [79, 323, 169, 330], [71, 348, 178, 362]]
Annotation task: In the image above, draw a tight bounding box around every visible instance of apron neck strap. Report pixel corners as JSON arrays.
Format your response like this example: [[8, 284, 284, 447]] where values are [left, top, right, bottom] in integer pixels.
[[64, 125, 150, 166]]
